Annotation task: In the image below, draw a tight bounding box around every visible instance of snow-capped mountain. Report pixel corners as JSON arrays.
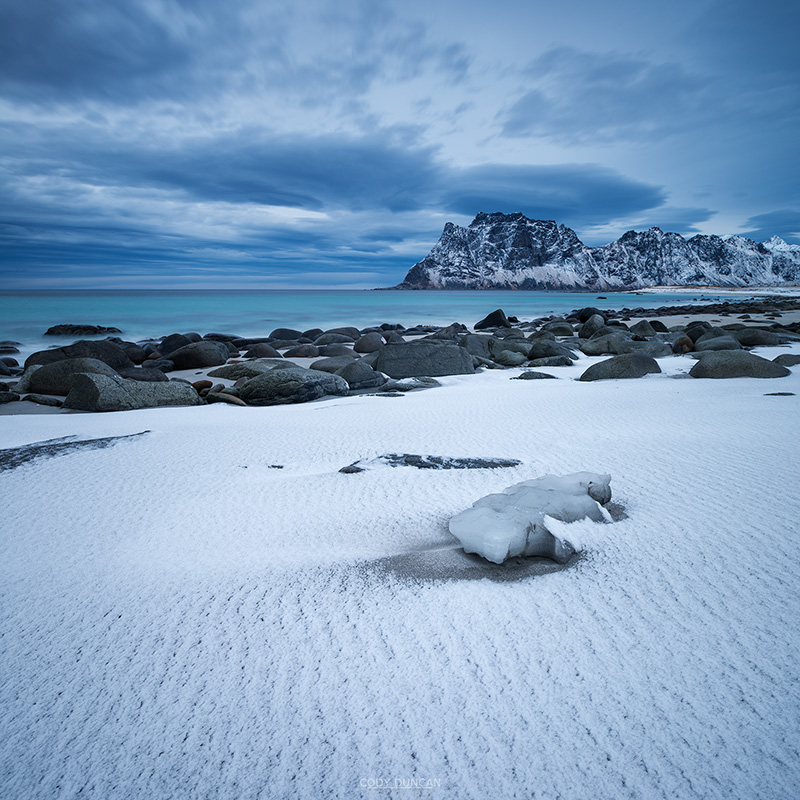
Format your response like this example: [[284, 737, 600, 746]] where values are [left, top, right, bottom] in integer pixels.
[[393, 212, 800, 289]]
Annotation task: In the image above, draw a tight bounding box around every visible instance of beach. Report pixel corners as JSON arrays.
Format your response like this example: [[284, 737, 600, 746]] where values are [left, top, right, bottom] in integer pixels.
[[2, 299, 800, 799]]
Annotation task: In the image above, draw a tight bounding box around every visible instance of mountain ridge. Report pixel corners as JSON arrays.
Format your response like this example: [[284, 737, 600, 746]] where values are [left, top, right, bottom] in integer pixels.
[[391, 212, 800, 289]]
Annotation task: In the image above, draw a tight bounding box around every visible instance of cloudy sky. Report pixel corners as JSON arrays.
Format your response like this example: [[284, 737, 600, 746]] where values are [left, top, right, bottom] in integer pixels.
[[1, 0, 798, 289]]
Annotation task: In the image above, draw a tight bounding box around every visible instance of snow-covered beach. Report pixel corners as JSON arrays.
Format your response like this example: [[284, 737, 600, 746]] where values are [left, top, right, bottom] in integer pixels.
[[2, 307, 800, 799]]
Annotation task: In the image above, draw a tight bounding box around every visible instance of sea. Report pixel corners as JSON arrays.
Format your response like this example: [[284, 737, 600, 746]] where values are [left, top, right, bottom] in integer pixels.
[[0, 288, 764, 358]]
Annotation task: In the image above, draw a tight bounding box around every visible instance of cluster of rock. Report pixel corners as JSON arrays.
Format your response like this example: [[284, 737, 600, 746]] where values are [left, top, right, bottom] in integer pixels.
[[1, 301, 797, 412], [393, 212, 800, 290]]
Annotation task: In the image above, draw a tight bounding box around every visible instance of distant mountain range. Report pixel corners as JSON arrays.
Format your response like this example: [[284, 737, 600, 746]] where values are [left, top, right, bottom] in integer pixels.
[[391, 212, 800, 290]]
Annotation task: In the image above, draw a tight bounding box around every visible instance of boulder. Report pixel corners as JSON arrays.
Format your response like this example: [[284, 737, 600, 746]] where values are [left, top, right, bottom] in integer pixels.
[[577, 307, 605, 324], [314, 332, 357, 345], [0, 391, 21, 404], [205, 392, 248, 406], [773, 353, 800, 367], [527, 339, 575, 360], [672, 335, 694, 354], [142, 358, 175, 373], [580, 334, 670, 357], [579, 354, 662, 381], [25, 340, 134, 371], [64, 373, 204, 412], [23, 394, 63, 407], [269, 327, 303, 340], [629, 320, 657, 337], [578, 314, 607, 339], [511, 371, 558, 380], [729, 328, 781, 347], [449, 472, 613, 564], [693, 335, 742, 352], [334, 359, 387, 390], [493, 350, 528, 367], [317, 343, 357, 357], [163, 340, 231, 369], [488, 337, 531, 360], [527, 355, 573, 368], [158, 333, 193, 355], [475, 309, 511, 329], [354, 332, 385, 353], [689, 351, 791, 379], [374, 342, 475, 378], [44, 324, 121, 336], [310, 356, 361, 374], [283, 344, 320, 358], [541, 320, 575, 337], [117, 367, 169, 382], [238, 367, 349, 405], [207, 360, 288, 380], [244, 343, 282, 359], [20, 358, 120, 396], [459, 334, 493, 359]]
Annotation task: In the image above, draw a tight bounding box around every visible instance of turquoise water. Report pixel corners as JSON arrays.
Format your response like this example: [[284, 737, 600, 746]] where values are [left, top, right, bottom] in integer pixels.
[[0, 288, 739, 352]]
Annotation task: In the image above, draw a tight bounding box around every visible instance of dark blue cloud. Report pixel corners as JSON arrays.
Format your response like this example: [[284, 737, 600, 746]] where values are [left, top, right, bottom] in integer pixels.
[[742, 210, 800, 245]]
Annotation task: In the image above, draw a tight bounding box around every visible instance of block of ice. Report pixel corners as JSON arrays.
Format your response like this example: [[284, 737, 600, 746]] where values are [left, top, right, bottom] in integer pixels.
[[448, 472, 612, 564]]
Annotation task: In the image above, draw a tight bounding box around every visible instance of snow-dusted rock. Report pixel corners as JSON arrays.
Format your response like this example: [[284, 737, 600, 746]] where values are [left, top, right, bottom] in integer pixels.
[[393, 212, 800, 290], [448, 472, 612, 564]]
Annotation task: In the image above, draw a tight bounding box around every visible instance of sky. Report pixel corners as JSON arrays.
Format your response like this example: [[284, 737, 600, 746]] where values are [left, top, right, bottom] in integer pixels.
[[0, 0, 798, 289]]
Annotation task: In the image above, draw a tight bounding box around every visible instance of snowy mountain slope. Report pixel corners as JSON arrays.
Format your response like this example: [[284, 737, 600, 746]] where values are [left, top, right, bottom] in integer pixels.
[[394, 212, 800, 289]]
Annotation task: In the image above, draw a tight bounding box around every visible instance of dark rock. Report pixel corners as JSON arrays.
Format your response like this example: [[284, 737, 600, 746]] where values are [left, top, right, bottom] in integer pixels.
[[159, 333, 193, 355], [459, 334, 493, 359], [383, 330, 405, 343], [335, 359, 387, 390], [577, 307, 605, 323], [310, 356, 361, 374], [729, 328, 781, 347], [685, 321, 712, 342], [672, 335, 694, 354], [207, 360, 289, 380], [202, 332, 238, 342], [19, 358, 120, 396], [527, 339, 575, 360], [113, 341, 147, 364], [244, 343, 283, 359], [342, 453, 522, 471], [773, 354, 800, 367], [0, 391, 21, 404], [64, 373, 204, 411], [374, 342, 475, 378], [690, 351, 791, 379], [629, 320, 657, 337], [314, 332, 357, 345], [541, 320, 575, 336], [650, 320, 669, 332], [283, 344, 320, 358], [0, 345, 20, 354], [163, 340, 231, 369], [354, 332, 385, 353], [26, 340, 134, 371], [143, 358, 175, 373], [270, 327, 303, 340], [578, 314, 607, 339], [494, 350, 528, 367], [324, 326, 361, 340], [475, 309, 511, 329], [580, 333, 670, 357], [0, 361, 11, 376], [206, 392, 248, 406], [693, 335, 743, 352], [117, 367, 169, 382], [511, 371, 558, 380], [579, 354, 662, 381], [302, 328, 324, 340], [488, 337, 531, 359], [1, 356, 19, 367], [44, 324, 121, 336], [764, 392, 795, 396], [238, 367, 349, 405], [23, 394, 63, 407], [381, 376, 441, 392], [317, 344, 357, 357], [192, 379, 214, 391]]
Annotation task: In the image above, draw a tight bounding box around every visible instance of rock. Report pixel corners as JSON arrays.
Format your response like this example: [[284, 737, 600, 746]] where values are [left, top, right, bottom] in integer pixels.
[[773, 354, 800, 367], [343, 453, 522, 471], [0, 362, 11, 376], [113, 341, 147, 364], [685, 321, 712, 342], [163, 341, 231, 369], [475, 309, 511, 329], [579, 354, 662, 381], [689, 351, 791, 379], [117, 367, 169, 382], [64, 373, 204, 411], [578, 314, 607, 338], [314, 332, 357, 345], [18, 357, 120, 396], [192, 379, 214, 391], [354, 332, 385, 353], [25, 340, 134, 371], [238, 366, 349, 405], [142, 358, 175, 373], [693, 335, 743, 352], [334, 359, 386, 390], [672, 335, 695, 354], [459, 334, 493, 359], [1, 356, 19, 366], [488, 337, 531, 359], [650, 320, 669, 332], [511, 371, 558, 380], [207, 360, 287, 380], [0, 391, 21, 404], [270, 327, 303, 340], [374, 342, 475, 378], [44, 324, 121, 336], [158, 333, 193, 355], [629, 319, 657, 337], [244, 343, 283, 358], [317, 344, 358, 357], [527, 355, 573, 368], [325, 326, 362, 340], [0, 345, 20, 355], [541, 320, 575, 336], [23, 394, 63, 407], [577, 307, 605, 323], [205, 392, 248, 406], [449, 472, 612, 564], [580, 333, 670, 357], [527, 339, 575, 360], [729, 328, 781, 347], [283, 345, 320, 358], [381, 376, 441, 392], [494, 350, 528, 367], [310, 356, 361, 374]]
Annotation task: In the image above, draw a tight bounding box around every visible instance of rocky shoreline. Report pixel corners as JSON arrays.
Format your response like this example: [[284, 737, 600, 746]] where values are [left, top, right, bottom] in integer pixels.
[[1, 297, 799, 413]]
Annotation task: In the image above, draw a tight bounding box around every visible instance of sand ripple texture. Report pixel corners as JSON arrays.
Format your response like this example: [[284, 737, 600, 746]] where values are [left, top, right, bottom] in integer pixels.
[[2, 357, 799, 799]]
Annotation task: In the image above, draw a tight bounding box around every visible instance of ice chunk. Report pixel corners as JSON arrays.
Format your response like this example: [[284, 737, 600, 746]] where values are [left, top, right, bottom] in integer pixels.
[[448, 472, 612, 564]]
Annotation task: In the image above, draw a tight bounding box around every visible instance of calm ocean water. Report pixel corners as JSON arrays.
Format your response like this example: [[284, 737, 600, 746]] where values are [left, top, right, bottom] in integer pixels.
[[0, 288, 742, 355]]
